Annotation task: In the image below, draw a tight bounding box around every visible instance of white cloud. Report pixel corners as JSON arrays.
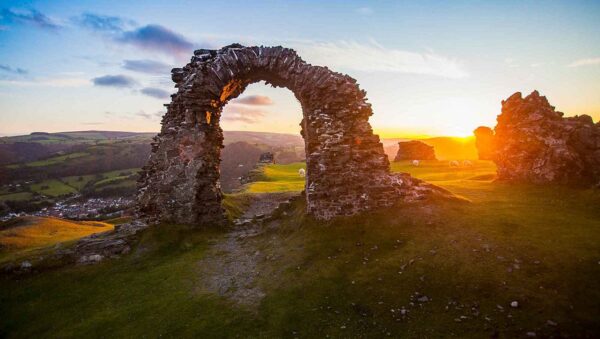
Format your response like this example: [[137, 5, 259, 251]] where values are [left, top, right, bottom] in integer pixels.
[[568, 57, 600, 68], [291, 40, 468, 79]]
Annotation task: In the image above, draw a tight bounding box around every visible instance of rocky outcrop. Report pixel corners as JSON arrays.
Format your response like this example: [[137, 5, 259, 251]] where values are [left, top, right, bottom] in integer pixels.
[[485, 91, 600, 186], [394, 141, 436, 161], [137, 44, 449, 226], [473, 126, 495, 160]]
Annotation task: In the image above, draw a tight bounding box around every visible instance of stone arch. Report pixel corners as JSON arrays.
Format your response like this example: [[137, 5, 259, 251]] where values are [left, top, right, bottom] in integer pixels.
[[137, 44, 433, 226]]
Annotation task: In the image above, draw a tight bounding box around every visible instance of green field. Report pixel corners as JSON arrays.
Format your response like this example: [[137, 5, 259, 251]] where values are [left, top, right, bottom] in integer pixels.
[[245, 163, 306, 193], [61, 174, 98, 191], [0, 168, 141, 203], [0, 192, 33, 202], [1, 161, 599, 337], [7, 152, 89, 168], [30, 179, 78, 197]]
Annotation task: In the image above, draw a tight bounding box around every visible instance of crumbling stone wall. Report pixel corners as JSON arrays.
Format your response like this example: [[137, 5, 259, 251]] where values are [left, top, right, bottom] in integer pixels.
[[478, 91, 600, 186], [137, 44, 440, 226], [394, 140, 436, 161]]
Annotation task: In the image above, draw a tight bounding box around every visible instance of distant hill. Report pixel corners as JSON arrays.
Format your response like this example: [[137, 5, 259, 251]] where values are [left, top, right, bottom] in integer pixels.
[[0, 131, 155, 166], [0, 130, 477, 170], [223, 131, 304, 147], [0, 130, 155, 144]]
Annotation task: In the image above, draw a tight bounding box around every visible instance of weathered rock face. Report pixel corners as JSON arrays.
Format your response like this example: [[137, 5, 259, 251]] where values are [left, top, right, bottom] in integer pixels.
[[473, 126, 495, 160], [489, 91, 600, 185], [137, 44, 444, 226], [394, 141, 436, 161]]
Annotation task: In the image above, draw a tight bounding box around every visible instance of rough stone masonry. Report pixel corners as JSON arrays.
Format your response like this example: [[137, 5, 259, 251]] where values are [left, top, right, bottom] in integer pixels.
[[137, 44, 445, 226], [476, 91, 600, 186]]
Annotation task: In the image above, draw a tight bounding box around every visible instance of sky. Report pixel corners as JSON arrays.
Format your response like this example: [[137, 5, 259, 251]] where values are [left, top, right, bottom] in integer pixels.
[[0, 0, 599, 138]]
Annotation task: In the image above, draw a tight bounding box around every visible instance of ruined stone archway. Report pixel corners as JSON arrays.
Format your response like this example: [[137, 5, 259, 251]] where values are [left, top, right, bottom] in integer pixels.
[[137, 44, 435, 226]]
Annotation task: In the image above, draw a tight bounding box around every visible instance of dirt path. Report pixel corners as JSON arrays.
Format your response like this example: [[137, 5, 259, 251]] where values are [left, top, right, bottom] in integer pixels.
[[196, 192, 299, 306], [240, 192, 299, 220]]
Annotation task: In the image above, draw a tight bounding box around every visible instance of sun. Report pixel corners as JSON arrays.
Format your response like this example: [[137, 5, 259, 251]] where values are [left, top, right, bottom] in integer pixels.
[[435, 97, 486, 137]]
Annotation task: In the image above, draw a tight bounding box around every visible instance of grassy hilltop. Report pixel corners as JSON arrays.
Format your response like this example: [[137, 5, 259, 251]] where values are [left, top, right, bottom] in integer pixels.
[[1, 161, 599, 337]]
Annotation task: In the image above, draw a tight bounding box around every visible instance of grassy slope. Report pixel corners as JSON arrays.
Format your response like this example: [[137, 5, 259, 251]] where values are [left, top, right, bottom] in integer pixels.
[[0, 216, 113, 263], [0, 192, 33, 202], [1, 161, 599, 337], [29, 179, 78, 197], [6, 152, 89, 169]]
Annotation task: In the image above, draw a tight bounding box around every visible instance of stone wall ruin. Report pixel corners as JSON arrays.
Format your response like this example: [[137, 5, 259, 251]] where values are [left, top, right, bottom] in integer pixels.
[[475, 91, 600, 186], [394, 140, 437, 161], [137, 44, 441, 226]]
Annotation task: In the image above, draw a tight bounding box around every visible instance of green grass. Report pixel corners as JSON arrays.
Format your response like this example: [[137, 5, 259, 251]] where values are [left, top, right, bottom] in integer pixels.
[[1, 161, 599, 337], [61, 174, 97, 190], [30, 179, 78, 197], [0, 168, 141, 203], [222, 193, 254, 221], [7, 152, 89, 168], [92, 170, 139, 193], [94, 176, 131, 187], [0, 192, 33, 202], [245, 162, 306, 193]]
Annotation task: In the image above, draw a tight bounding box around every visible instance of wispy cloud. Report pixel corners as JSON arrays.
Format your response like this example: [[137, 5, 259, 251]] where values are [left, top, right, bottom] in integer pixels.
[[0, 64, 27, 75], [92, 74, 137, 87], [140, 87, 170, 99], [222, 105, 267, 123], [1, 8, 62, 30], [293, 40, 468, 78], [74, 13, 195, 59], [73, 12, 134, 33], [232, 95, 273, 106], [135, 110, 164, 120], [118, 25, 194, 58], [568, 57, 600, 68], [123, 59, 172, 74]]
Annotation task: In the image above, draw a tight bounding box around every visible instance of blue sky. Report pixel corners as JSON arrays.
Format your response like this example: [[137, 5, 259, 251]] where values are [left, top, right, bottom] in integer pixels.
[[1, 0, 599, 137]]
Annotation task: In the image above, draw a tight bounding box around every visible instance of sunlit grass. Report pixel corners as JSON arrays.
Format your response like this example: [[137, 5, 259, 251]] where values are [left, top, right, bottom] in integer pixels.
[[245, 162, 305, 193], [0, 216, 113, 263]]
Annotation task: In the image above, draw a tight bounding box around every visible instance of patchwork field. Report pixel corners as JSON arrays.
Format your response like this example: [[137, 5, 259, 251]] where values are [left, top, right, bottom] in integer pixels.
[[1, 161, 599, 337]]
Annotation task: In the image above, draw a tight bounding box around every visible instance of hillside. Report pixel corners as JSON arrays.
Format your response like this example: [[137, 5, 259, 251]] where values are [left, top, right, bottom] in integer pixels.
[[1, 161, 599, 337], [0, 216, 112, 260]]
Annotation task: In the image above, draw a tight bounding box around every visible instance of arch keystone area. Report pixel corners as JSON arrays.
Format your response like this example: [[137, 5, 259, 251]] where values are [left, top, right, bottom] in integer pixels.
[[137, 44, 443, 226]]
